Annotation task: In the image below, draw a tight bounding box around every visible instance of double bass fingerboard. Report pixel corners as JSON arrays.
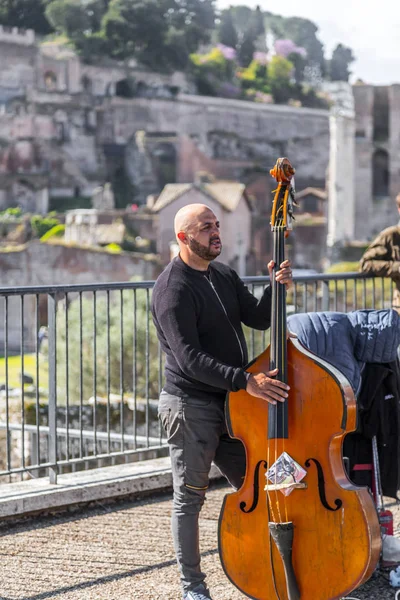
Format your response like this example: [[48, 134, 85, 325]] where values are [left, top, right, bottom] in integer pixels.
[[268, 188, 289, 440]]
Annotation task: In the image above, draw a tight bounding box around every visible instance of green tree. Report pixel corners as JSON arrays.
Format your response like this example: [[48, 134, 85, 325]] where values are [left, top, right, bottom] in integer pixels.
[[229, 4, 252, 38], [329, 43, 355, 82], [0, 0, 54, 34], [248, 5, 265, 40], [282, 17, 325, 76], [101, 0, 168, 66], [238, 25, 256, 67], [268, 55, 293, 103], [85, 0, 111, 32], [165, 0, 216, 55], [264, 11, 284, 39], [56, 286, 161, 405], [288, 51, 307, 84], [218, 10, 238, 49], [45, 0, 90, 44], [95, 0, 215, 70]]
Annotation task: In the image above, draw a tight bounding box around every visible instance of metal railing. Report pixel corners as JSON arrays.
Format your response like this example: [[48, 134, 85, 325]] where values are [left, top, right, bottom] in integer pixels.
[[0, 273, 394, 484]]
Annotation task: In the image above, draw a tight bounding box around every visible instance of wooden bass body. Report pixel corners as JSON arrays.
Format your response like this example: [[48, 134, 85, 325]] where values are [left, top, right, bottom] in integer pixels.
[[218, 338, 381, 600]]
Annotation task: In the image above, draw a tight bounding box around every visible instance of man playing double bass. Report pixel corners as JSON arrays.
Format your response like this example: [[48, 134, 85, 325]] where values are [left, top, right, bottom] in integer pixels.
[[151, 203, 292, 600]]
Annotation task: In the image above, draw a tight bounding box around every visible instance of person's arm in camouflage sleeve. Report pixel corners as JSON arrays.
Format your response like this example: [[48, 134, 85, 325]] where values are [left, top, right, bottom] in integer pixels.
[[359, 230, 400, 278]]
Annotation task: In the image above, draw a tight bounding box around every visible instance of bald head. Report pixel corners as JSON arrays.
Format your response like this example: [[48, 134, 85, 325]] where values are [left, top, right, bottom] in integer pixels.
[[174, 203, 215, 238], [173, 203, 222, 266]]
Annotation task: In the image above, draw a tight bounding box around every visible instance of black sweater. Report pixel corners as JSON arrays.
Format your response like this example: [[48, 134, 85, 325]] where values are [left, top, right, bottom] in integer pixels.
[[151, 255, 272, 400]]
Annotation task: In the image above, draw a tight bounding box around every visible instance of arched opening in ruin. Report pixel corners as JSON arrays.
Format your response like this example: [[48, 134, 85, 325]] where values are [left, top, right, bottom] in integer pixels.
[[151, 142, 177, 188], [81, 75, 93, 94], [372, 149, 390, 197], [115, 79, 135, 98]]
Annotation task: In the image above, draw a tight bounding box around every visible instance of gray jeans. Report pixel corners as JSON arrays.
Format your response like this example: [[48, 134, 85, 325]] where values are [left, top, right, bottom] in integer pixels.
[[158, 390, 246, 594]]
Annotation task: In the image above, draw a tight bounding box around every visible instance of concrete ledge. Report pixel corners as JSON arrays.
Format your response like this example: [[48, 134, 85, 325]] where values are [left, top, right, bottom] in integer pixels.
[[0, 458, 222, 519]]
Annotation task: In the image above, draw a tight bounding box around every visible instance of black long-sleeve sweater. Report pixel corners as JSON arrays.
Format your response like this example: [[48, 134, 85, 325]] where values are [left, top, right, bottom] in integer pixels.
[[151, 255, 272, 400]]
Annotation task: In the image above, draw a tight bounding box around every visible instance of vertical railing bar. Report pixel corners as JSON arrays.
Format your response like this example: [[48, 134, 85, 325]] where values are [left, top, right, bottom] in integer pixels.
[[107, 290, 111, 453], [381, 277, 385, 309], [321, 280, 329, 312], [133, 289, 137, 450], [20, 295, 25, 473], [362, 279, 366, 310], [293, 282, 298, 313], [120, 289, 124, 452], [4, 296, 11, 473], [391, 278, 395, 310], [352, 278, 357, 311], [35, 294, 40, 466], [65, 293, 70, 462], [344, 279, 348, 313], [48, 293, 58, 484], [145, 288, 150, 447], [303, 283, 308, 313], [333, 280, 337, 312], [79, 292, 83, 458], [313, 282, 317, 312], [372, 278, 376, 309], [93, 291, 97, 455]]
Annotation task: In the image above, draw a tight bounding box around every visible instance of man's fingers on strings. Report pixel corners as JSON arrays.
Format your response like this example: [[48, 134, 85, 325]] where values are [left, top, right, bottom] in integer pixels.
[[266, 390, 287, 403], [264, 374, 290, 391]]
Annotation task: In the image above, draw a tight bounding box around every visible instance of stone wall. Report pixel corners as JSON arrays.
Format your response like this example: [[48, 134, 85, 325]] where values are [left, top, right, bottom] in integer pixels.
[[353, 84, 400, 241], [101, 95, 330, 187]]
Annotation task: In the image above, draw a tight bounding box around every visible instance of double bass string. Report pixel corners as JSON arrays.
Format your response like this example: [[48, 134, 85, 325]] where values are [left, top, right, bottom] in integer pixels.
[[278, 221, 289, 524], [268, 207, 289, 524], [268, 195, 290, 525], [266, 216, 280, 524]]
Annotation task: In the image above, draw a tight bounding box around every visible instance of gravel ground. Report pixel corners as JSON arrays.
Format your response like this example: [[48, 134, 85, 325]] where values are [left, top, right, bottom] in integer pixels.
[[0, 483, 398, 600]]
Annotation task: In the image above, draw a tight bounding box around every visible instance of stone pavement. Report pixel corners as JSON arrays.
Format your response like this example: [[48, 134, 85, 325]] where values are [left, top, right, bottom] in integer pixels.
[[0, 482, 398, 600]]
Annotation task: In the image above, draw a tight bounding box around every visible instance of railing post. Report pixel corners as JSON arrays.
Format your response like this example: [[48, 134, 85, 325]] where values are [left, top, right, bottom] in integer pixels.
[[48, 293, 58, 484], [321, 280, 330, 312]]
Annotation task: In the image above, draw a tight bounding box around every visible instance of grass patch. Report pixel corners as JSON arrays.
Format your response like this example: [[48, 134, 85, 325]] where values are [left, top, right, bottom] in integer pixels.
[[0, 354, 48, 389]]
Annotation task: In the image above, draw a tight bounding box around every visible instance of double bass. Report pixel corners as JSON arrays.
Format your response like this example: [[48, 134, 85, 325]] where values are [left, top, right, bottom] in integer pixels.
[[218, 158, 381, 600]]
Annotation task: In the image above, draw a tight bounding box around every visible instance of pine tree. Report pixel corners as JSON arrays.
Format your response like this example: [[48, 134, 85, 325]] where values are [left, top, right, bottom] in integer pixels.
[[238, 25, 256, 67], [218, 10, 238, 49]]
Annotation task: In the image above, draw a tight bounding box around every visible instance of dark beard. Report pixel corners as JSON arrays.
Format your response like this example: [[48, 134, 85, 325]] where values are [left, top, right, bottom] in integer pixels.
[[188, 237, 221, 261]]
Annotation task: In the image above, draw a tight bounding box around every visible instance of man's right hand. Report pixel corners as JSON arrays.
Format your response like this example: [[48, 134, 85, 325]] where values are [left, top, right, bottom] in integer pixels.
[[246, 368, 289, 405]]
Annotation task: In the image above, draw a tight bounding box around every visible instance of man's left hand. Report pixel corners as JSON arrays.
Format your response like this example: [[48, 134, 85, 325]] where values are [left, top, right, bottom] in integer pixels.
[[268, 259, 293, 288]]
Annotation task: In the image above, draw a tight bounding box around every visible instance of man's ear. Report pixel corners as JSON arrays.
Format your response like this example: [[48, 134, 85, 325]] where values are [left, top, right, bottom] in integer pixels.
[[177, 232, 187, 244]]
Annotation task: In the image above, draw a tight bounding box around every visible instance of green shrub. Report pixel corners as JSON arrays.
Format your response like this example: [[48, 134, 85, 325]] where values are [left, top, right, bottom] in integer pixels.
[[105, 243, 122, 254], [40, 224, 66, 241], [0, 207, 23, 219], [31, 215, 60, 238], [325, 262, 359, 273]]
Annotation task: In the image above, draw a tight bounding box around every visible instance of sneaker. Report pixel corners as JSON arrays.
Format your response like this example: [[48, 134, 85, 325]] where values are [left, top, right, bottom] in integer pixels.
[[183, 583, 213, 600]]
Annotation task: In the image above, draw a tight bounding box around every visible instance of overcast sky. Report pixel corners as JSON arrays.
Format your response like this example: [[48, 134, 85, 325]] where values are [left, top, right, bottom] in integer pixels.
[[217, 0, 400, 85]]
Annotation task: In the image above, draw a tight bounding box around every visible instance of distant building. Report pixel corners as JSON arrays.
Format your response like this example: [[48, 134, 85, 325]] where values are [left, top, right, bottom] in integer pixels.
[[291, 187, 328, 271], [149, 179, 253, 275]]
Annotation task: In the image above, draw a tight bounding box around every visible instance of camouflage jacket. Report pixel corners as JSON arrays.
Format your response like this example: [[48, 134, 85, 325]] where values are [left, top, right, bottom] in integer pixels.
[[359, 225, 400, 311]]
